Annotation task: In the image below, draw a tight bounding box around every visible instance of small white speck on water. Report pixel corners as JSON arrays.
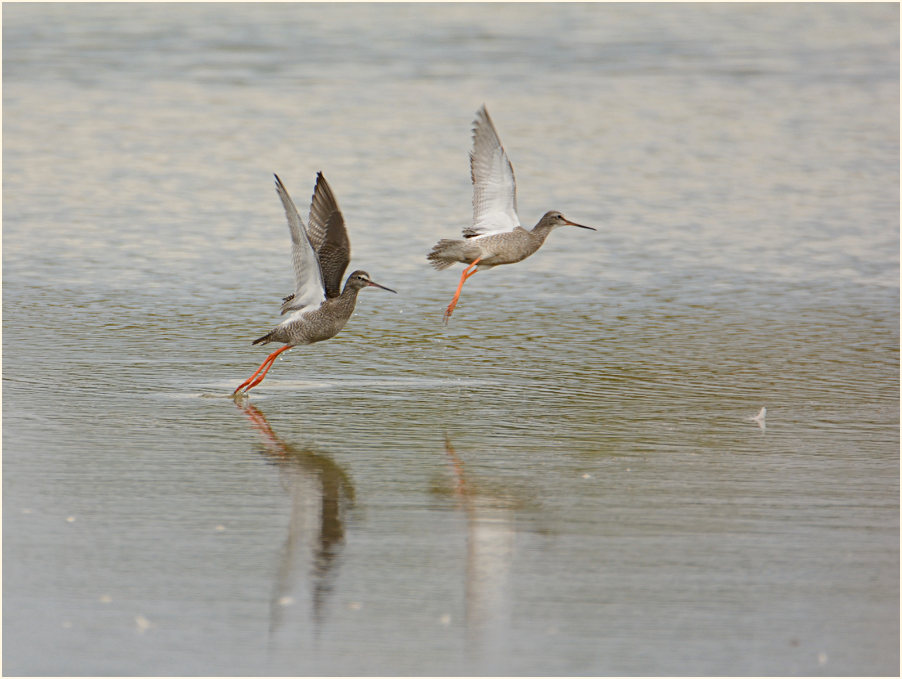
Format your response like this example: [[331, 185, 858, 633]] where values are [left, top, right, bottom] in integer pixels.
[[438, 613, 451, 625], [22, 508, 33, 514], [135, 615, 153, 633], [278, 596, 295, 607], [347, 601, 363, 611], [66, 516, 76, 523], [62, 620, 73, 629], [626, 468, 631, 472], [581, 473, 592, 479], [99, 594, 113, 604], [818, 652, 828, 666], [748, 406, 767, 430], [214, 524, 226, 532]]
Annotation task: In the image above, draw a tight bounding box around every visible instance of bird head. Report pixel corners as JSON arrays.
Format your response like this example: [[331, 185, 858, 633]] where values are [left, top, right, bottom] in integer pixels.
[[540, 211, 596, 231], [345, 270, 397, 294]]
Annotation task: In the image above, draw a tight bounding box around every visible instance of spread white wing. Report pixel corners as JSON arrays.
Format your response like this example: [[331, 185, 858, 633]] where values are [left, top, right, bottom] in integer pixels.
[[464, 106, 521, 238], [274, 174, 326, 315]]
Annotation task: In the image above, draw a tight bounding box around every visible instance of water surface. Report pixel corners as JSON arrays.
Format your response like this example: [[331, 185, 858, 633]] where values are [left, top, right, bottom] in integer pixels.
[[3, 3, 899, 675]]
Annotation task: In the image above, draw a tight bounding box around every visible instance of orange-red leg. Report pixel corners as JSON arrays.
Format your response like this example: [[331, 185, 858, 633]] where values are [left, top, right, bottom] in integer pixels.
[[233, 348, 282, 395], [443, 257, 481, 324], [233, 344, 293, 394]]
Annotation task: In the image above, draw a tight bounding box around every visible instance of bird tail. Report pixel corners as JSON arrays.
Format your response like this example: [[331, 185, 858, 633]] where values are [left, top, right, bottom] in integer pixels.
[[427, 239, 471, 270], [252, 332, 275, 346]]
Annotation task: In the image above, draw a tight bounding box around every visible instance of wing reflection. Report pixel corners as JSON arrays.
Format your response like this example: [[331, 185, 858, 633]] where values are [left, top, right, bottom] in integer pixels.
[[443, 434, 516, 657], [236, 402, 355, 641]]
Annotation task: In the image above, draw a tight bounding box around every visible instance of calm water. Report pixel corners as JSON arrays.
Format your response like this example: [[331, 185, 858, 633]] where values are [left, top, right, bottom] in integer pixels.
[[3, 3, 899, 676]]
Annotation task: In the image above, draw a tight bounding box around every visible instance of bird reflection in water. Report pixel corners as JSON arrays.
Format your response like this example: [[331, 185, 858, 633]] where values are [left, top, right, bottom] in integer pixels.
[[236, 402, 355, 643], [442, 434, 516, 663]]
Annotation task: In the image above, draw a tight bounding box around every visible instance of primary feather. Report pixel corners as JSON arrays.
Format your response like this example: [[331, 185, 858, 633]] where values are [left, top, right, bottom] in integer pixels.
[[274, 174, 326, 315], [464, 105, 520, 238], [306, 172, 351, 299]]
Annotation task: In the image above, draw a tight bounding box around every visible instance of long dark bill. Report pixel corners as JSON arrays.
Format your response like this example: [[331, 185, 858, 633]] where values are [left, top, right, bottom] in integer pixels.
[[368, 281, 398, 293], [564, 219, 596, 231]]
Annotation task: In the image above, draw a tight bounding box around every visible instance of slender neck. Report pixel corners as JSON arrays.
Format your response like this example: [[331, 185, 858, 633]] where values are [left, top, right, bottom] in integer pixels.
[[529, 221, 557, 243], [339, 283, 362, 302], [334, 284, 362, 317]]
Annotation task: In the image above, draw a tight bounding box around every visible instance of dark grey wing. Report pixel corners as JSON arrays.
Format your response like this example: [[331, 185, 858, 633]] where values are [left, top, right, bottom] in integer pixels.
[[308, 173, 350, 298], [318, 210, 350, 298], [306, 172, 338, 254]]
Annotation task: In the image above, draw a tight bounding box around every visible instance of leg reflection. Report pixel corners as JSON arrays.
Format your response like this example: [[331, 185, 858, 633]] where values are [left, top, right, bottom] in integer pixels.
[[443, 435, 516, 663], [236, 402, 355, 643]]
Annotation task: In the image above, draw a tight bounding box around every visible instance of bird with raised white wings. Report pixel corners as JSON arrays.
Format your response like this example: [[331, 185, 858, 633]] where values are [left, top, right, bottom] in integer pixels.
[[234, 173, 395, 396], [428, 105, 595, 324]]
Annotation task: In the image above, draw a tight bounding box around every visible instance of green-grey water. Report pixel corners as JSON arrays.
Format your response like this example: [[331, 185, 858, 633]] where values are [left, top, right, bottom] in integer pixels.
[[3, 3, 899, 675]]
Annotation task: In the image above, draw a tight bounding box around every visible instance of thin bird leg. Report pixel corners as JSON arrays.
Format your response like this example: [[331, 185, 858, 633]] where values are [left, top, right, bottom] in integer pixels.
[[443, 257, 481, 324], [240, 346, 292, 393], [242, 345, 293, 392], [234, 351, 280, 394], [233, 344, 293, 394], [243, 368, 274, 392]]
